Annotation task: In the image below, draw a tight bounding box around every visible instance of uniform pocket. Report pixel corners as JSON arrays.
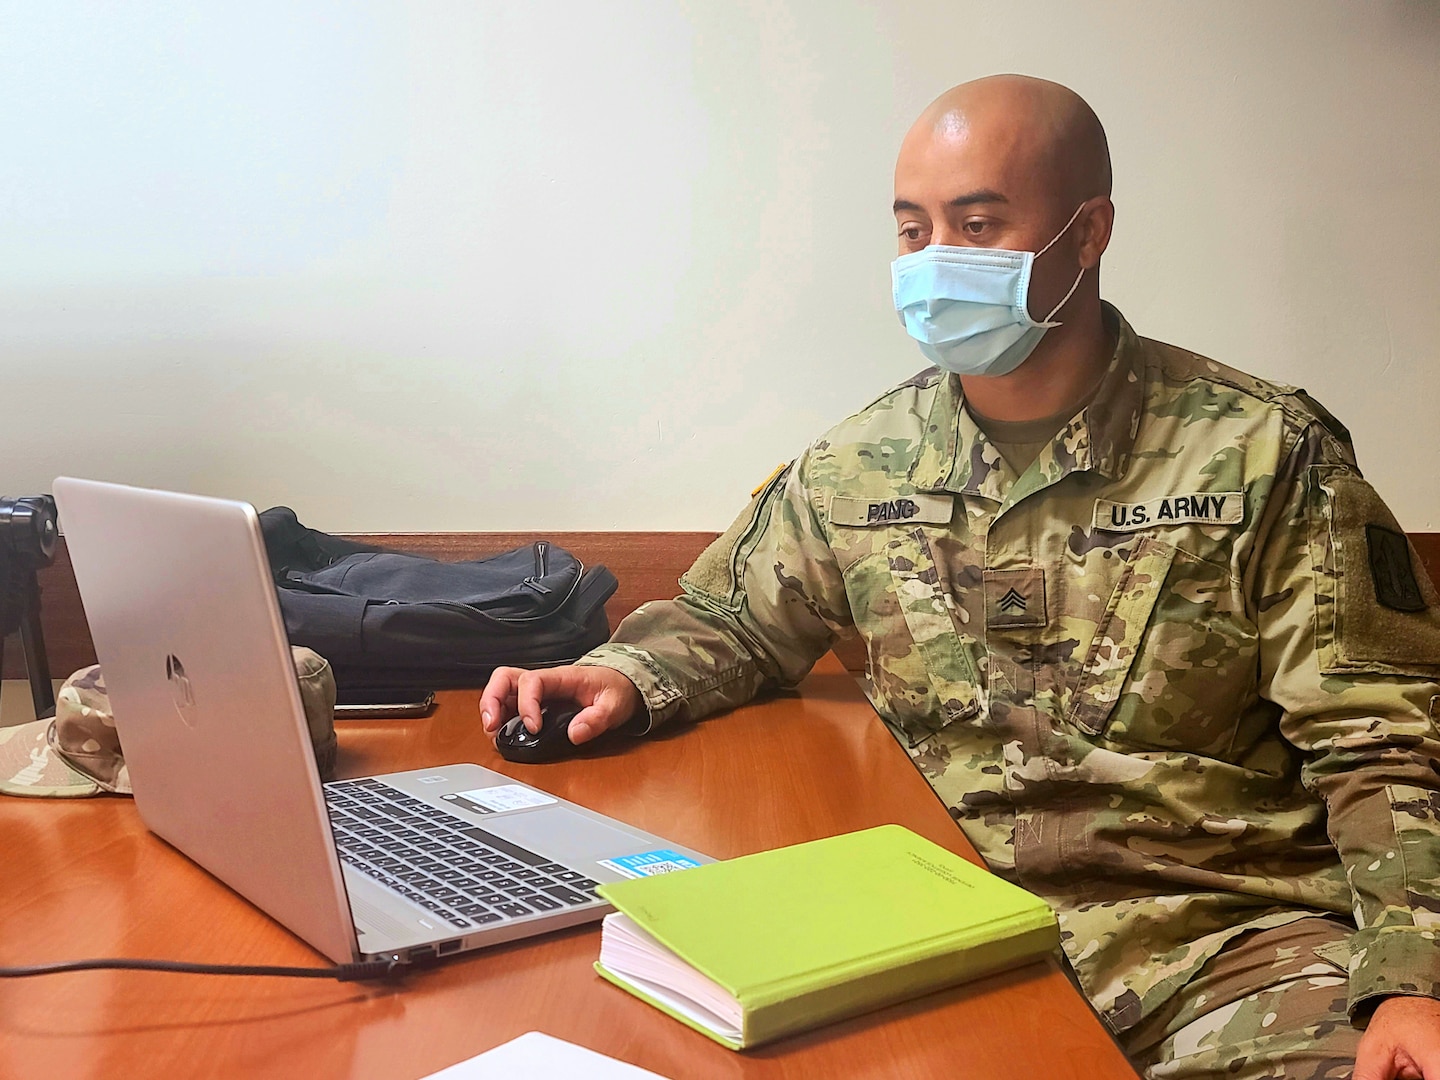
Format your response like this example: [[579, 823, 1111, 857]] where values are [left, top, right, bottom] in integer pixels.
[[1067, 536, 1177, 736], [1068, 536, 1259, 759], [1386, 784, 1440, 929], [879, 526, 983, 746]]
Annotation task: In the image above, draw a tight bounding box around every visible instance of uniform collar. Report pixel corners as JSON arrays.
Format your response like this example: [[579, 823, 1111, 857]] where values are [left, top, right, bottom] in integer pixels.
[[911, 303, 1144, 501]]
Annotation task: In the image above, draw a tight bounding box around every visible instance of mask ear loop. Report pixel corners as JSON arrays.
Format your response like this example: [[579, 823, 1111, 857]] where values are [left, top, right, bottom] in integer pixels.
[[1040, 268, 1085, 325], [1034, 201, 1090, 326], [1034, 201, 1089, 259]]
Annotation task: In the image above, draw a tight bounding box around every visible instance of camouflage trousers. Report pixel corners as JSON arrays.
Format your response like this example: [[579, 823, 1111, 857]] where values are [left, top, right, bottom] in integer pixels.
[[1123, 917, 1361, 1080]]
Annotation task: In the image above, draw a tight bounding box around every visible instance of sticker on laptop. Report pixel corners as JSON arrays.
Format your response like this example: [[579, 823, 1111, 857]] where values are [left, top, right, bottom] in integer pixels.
[[443, 785, 556, 816], [597, 849, 703, 879]]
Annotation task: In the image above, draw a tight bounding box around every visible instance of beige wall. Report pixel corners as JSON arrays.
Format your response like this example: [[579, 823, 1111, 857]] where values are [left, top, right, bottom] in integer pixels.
[[3, 1, 1437, 530]]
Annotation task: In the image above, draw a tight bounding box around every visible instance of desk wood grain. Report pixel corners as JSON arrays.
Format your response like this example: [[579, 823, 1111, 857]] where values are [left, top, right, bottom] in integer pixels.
[[0, 654, 1136, 1080]]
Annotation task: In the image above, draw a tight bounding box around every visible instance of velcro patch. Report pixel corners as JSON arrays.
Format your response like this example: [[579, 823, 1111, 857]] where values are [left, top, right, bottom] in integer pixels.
[[985, 568, 1046, 630], [830, 493, 954, 528], [1094, 492, 1242, 533]]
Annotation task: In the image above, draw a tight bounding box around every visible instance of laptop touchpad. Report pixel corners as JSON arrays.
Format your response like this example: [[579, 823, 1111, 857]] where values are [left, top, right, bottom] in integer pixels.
[[482, 809, 656, 867]]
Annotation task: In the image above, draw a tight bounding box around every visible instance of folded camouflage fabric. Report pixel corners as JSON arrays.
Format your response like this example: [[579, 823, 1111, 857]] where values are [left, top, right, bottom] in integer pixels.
[[0, 646, 338, 798]]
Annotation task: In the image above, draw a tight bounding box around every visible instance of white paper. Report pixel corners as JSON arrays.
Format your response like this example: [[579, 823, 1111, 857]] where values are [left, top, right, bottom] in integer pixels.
[[419, 1032, 672, 1080], [598, 913, 743, 1038]]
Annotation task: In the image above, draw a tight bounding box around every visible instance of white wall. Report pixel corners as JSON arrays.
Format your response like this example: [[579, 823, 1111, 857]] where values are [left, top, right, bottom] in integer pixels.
[[3, 1, 1437, 531]]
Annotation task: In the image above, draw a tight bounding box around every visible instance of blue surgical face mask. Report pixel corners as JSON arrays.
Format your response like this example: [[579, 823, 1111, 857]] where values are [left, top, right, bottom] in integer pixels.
[[891, 203, 1087, 377]]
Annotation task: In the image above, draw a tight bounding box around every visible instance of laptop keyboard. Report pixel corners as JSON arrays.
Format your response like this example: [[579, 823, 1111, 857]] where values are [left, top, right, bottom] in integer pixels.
[[324, 778, 603, 931]]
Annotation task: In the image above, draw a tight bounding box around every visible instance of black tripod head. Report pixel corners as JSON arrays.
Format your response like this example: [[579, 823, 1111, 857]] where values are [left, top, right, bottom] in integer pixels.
[[0, 497, 58, 559], [0, 495, 60, 718]]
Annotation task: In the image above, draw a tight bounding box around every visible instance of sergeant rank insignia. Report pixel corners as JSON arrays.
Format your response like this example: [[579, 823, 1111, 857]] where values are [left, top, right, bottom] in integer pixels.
[[998, 588, 1027, 614], [985, 569, 1046, 630]]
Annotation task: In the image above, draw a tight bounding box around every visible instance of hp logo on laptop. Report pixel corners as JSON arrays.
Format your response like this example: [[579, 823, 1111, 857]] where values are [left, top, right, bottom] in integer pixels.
[[165, 653, 198, 727]]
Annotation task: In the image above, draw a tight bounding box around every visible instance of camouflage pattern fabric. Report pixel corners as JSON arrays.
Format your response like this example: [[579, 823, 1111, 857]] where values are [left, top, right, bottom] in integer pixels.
[[0, 664, 124, 797], [578, 303, 1440, 1041], [0, 646, 340, 796], [292, 645, 339, 781], [1125, 917, 1358, 1079]]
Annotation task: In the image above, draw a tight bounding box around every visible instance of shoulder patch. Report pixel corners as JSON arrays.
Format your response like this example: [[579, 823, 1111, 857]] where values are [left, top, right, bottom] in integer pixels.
[[830, 492, 953, 527], [1367, 525, 1428, 613], [1094, 492, 1243, 533]]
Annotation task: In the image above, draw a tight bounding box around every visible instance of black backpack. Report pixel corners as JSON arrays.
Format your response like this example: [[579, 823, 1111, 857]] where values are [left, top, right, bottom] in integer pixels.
[[258, 507, 617, 691]]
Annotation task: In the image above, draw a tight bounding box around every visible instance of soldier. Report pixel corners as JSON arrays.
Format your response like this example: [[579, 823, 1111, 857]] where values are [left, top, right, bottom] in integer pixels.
[[480, 75, 1440, 1079]]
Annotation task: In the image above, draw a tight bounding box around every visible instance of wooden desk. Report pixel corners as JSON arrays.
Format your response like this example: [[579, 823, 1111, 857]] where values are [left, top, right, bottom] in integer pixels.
[[0, 654, 1136, 1079]]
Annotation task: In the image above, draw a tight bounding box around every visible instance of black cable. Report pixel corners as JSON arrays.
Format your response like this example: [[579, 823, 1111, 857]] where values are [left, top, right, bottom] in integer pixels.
[[0, 957, 408, 981]]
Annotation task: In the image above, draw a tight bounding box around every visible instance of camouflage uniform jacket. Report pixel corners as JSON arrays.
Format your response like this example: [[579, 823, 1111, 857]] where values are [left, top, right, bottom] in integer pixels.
[[577, 305, 1440, 1034]]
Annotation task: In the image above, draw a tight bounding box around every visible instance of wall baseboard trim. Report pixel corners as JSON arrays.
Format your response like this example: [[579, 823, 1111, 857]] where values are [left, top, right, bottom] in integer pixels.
[[7, 532, 1439, 682]]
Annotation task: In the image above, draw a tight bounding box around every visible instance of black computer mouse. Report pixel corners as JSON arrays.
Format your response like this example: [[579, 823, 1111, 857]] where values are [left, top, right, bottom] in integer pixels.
[[494, 703, 585, 764]]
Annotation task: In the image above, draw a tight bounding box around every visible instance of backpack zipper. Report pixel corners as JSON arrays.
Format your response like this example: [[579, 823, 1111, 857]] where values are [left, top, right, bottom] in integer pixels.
[[407, 556, 585, 625], [522, 541, 552, 595]]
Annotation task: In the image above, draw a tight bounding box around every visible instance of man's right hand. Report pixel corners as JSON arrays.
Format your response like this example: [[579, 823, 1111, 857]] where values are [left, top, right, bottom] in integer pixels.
[[478, 665, 643, 747]]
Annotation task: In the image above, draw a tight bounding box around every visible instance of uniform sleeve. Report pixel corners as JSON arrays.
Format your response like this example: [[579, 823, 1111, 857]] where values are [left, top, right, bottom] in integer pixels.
[[574, 447, 853, 732], [1251, 418, 1440, 1016]]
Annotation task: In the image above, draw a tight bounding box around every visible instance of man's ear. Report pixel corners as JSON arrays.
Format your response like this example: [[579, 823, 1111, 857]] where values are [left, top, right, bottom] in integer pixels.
[[1077, 197, 1115, 269]]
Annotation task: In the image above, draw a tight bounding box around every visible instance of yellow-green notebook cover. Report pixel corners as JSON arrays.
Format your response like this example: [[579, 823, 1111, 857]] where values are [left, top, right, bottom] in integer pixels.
[[593, 824, 1059, 1050]]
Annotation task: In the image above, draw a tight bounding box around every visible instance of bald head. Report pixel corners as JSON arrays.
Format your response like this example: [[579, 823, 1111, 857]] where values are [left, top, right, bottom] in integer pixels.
[[913, 75, 1111, 204]]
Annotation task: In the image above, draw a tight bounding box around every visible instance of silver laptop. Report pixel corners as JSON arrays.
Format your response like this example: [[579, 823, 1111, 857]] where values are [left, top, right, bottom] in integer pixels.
[[52, 477, 711, 965]]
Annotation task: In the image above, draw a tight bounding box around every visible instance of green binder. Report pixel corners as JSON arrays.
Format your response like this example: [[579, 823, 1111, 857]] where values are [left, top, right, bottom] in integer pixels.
[[593, 824, 1059, 1050]]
